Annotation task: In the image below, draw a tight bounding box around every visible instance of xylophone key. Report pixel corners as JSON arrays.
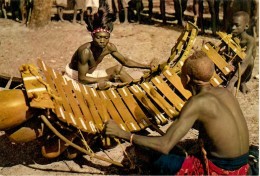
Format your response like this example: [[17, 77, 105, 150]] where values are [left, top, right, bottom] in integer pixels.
[[106, 88, 141, 132], [129, 84, 168, 125], [117, 87, 151, 129]]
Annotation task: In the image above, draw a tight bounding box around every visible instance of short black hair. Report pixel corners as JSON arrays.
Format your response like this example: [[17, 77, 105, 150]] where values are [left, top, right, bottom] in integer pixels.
[[182, 51, 215, 82]]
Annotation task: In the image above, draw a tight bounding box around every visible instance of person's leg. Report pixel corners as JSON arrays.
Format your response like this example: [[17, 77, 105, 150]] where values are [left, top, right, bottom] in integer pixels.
[[135, 0, 142, 23], [148, 0, 153, 19], [198, 0, 204, 34], [160, 0, 166, 24], [57, 6, 64, 21], [79, 9, 84, 24], [239, 61, 254, 94], [207, 0, 217, 35], [1, 0, 7, 19], [121, 0, 129, 23], [114, 0, 120, 23], [174, 0, 181, 25], [72, 0, 77, 23], [106, 65, 134, 82]]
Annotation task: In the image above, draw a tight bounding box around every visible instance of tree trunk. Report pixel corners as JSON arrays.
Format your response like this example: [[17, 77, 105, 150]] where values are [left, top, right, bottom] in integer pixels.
[[28, 0, 53, 28]]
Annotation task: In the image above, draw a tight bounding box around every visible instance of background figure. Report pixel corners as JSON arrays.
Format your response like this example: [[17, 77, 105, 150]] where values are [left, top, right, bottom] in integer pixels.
[[86, 0, 99, 16], [223, 0, 258, 36], [72, 0, 85, 24], [54, 0, 67, 21], [10, 0, 21, 21], [193, 0, 220, 35], [173, 0, 188, 26], [0, 0, 8, 18], [160, 0, 165, 24], [128, 0, 143, 23], [106, 0, 129, 24], [227, 11, 256, 94]]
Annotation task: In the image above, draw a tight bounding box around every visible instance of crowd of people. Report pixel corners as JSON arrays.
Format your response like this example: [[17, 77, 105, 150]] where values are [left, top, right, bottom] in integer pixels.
[[0, 0, 258, 36]]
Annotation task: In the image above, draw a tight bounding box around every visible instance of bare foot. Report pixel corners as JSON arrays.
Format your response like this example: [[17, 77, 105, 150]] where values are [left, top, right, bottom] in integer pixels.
[[114, 19, 120, 25], [240, 83, 250, 94]]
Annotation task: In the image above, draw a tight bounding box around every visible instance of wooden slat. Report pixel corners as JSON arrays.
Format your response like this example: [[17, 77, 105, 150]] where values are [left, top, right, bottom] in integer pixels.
[[98, 90, 129, 132], [163, 69, 192, 100], [140, 82, 178, 119], [53, 71, 75, 125], [87, 87, 110, 123], [129, 85, 168, 125], [69, 80, 97, 133], [117, 87, 151, 129], [79, 84, 104, 131], [151, 76, 185, 111], [20, 64, 54, 109], [106, 89, 141, 132], [210, 71, 224, 87], [62, 79, 86, 131], [37, 60, 63, 122], [217, 32, 246, 60], [202, 43, 233, 75]]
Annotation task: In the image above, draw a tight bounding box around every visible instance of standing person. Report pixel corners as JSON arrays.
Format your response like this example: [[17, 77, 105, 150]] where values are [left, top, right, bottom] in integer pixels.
[[227, 11, 256, 94], [65, 6, 151, 88], [106, 0, 129, 24], [72, 0, 85, 24], [104, 51, 250, 175], [173, 0, 188, 26], [193, 0, 220, 35]]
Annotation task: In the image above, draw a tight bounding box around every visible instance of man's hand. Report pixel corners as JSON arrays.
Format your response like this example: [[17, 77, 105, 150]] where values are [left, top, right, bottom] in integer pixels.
[[104, 120, 124, 138]]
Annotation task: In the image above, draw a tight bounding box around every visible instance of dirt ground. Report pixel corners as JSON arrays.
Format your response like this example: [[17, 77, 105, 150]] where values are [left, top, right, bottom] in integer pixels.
[[0, 2, 259, 175]]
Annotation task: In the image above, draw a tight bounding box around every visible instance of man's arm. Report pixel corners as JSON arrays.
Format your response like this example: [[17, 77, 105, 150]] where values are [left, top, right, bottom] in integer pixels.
[[109, 43, 151, 69], [105, 97, 200, 154], [78, 49, 113, 84]]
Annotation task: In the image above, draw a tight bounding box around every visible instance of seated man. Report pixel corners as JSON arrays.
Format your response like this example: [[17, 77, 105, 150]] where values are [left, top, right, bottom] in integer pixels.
[[104, 51, 250, 175], [65, 7, 151, 88], [227, 11, 256, 94]]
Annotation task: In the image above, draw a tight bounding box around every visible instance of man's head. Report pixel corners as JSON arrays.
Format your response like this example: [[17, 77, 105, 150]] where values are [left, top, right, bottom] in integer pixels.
[[232, 11, 250, 36], [181, 51, 214, 89], [92, 29, 110, 48]]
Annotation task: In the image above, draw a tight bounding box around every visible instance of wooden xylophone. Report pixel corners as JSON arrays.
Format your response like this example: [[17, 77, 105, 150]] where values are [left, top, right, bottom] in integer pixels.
[[17, 22, 246, 165]]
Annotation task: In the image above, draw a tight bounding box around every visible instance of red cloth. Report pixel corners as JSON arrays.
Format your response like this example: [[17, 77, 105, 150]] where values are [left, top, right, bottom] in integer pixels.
[[177, 156, 249, 175]]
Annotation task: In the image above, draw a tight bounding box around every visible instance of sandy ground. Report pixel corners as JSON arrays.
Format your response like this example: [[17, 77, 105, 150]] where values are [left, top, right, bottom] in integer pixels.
[[0, 2, 259, 175]]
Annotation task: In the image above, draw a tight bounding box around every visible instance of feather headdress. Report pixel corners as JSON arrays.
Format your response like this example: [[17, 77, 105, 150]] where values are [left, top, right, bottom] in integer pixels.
[[85, 3, 115, 34]]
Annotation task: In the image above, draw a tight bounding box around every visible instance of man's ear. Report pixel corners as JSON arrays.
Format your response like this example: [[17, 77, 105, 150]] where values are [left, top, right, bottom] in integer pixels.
[[245, 24, 249, 30], [186, 74, 191, 84]]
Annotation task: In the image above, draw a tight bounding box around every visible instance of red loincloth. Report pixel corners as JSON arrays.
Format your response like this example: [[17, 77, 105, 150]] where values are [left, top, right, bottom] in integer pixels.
[[177, 156, 249, 175]]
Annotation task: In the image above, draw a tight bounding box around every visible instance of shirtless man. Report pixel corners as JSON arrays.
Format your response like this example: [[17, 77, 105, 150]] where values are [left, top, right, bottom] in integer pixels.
[[227, 11, 256, 94], [65, 8, 150, 87], [105, 51, 250, 174]]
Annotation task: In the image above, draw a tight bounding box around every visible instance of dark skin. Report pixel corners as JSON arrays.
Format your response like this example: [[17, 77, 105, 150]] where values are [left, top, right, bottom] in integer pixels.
[[69, 31, 151, 85], [105, 54, 249, 160], [193, 0, 220, 35], [227, 14, 256, 94]]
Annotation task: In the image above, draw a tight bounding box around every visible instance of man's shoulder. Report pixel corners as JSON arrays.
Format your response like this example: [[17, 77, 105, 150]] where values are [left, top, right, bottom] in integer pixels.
[[194, 88, 228, 104], [78, 42, 91, 51], [243, 33, 256, 43]]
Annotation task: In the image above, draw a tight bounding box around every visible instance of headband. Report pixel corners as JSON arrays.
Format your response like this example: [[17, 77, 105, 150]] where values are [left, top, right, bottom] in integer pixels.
[[91, 28, 111, 35]]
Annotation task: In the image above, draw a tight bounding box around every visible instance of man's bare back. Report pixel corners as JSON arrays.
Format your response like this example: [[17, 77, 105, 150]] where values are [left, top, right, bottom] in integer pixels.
[[190, 86, 249, 158]]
